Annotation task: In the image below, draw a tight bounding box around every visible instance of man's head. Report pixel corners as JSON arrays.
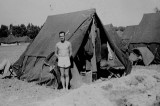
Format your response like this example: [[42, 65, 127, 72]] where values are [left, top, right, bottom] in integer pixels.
[[59, 31, 65, 42]]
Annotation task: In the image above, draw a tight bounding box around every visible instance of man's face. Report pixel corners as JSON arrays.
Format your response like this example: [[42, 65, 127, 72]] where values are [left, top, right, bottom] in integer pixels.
[[59, 33, 65, 42]]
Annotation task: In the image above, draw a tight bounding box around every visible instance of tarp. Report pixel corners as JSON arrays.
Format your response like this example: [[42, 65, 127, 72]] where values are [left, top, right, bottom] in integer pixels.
[[134, 47, 154, 66], [13, 9, 132, 88]]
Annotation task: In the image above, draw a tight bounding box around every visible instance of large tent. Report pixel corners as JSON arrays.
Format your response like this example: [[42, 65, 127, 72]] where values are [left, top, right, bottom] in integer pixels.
[[13, 9, 132, 88], [122, 12, 160, 65]]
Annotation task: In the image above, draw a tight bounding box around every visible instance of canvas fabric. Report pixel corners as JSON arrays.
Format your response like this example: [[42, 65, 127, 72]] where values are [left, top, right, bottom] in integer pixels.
[[104, 25, 124, 67], [135, 47, 154, 66]]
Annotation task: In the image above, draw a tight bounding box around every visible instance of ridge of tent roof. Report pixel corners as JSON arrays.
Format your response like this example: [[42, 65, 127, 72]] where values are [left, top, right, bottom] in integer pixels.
[[48, 8, 96, 17], [143, 12, 160, 16]]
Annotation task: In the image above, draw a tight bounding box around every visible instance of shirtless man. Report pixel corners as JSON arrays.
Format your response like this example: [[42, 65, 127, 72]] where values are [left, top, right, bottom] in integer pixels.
[[55, 31, 72, 90]]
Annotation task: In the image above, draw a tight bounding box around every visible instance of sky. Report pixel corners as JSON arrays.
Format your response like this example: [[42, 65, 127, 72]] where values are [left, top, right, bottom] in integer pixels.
[[0, 0, 160, 27]]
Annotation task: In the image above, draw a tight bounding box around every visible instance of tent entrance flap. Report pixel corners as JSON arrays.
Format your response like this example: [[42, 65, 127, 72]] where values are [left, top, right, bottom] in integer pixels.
[[72, 20, 99, 84]]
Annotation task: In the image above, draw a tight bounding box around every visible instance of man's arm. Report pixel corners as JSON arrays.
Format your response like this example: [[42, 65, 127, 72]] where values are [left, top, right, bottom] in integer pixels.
[[55, 44, 59, 57]]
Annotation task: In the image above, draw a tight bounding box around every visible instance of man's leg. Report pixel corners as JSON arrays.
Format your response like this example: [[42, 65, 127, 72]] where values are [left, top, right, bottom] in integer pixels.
[[65, 67, 69, 90], [59, 67, 65, 90]]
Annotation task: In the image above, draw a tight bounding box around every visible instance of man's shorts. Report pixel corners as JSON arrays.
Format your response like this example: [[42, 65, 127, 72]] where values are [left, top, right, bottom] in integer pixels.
[[58, 56, 71, 68]]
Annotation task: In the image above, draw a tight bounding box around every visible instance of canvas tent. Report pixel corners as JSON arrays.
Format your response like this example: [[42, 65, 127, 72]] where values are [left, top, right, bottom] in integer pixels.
[[121, 25, 137, 50], [13, 9, 132, 88], [14, 36, 32, 43], [0, 34, 32, 44], [122, 13, 160, 65], [0, 34, 15, 44], [0, 37, 6, 44]]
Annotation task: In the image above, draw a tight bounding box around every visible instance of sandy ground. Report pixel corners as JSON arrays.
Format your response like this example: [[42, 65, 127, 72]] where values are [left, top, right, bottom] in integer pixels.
[[0, 44, 160, 106]]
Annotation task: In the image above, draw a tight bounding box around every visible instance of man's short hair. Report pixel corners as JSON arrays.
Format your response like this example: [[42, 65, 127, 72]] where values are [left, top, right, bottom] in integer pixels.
[[59, 31, 65, 36]]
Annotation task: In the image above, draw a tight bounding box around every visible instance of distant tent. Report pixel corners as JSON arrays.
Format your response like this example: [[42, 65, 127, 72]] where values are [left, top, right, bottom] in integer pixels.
[[13, 9, 132, 88], [0, 37, 6, 44], [0, 34, 32, 44], [130, 13, 160, 43], [104, 24, 113, 30], [4, 34, 16, 44], [121, 25, 137, 49], [15, 36, 32, 43], [122, 25, 137, 40], [0, 34, 16, 44], [122, 13, 160, 65]]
